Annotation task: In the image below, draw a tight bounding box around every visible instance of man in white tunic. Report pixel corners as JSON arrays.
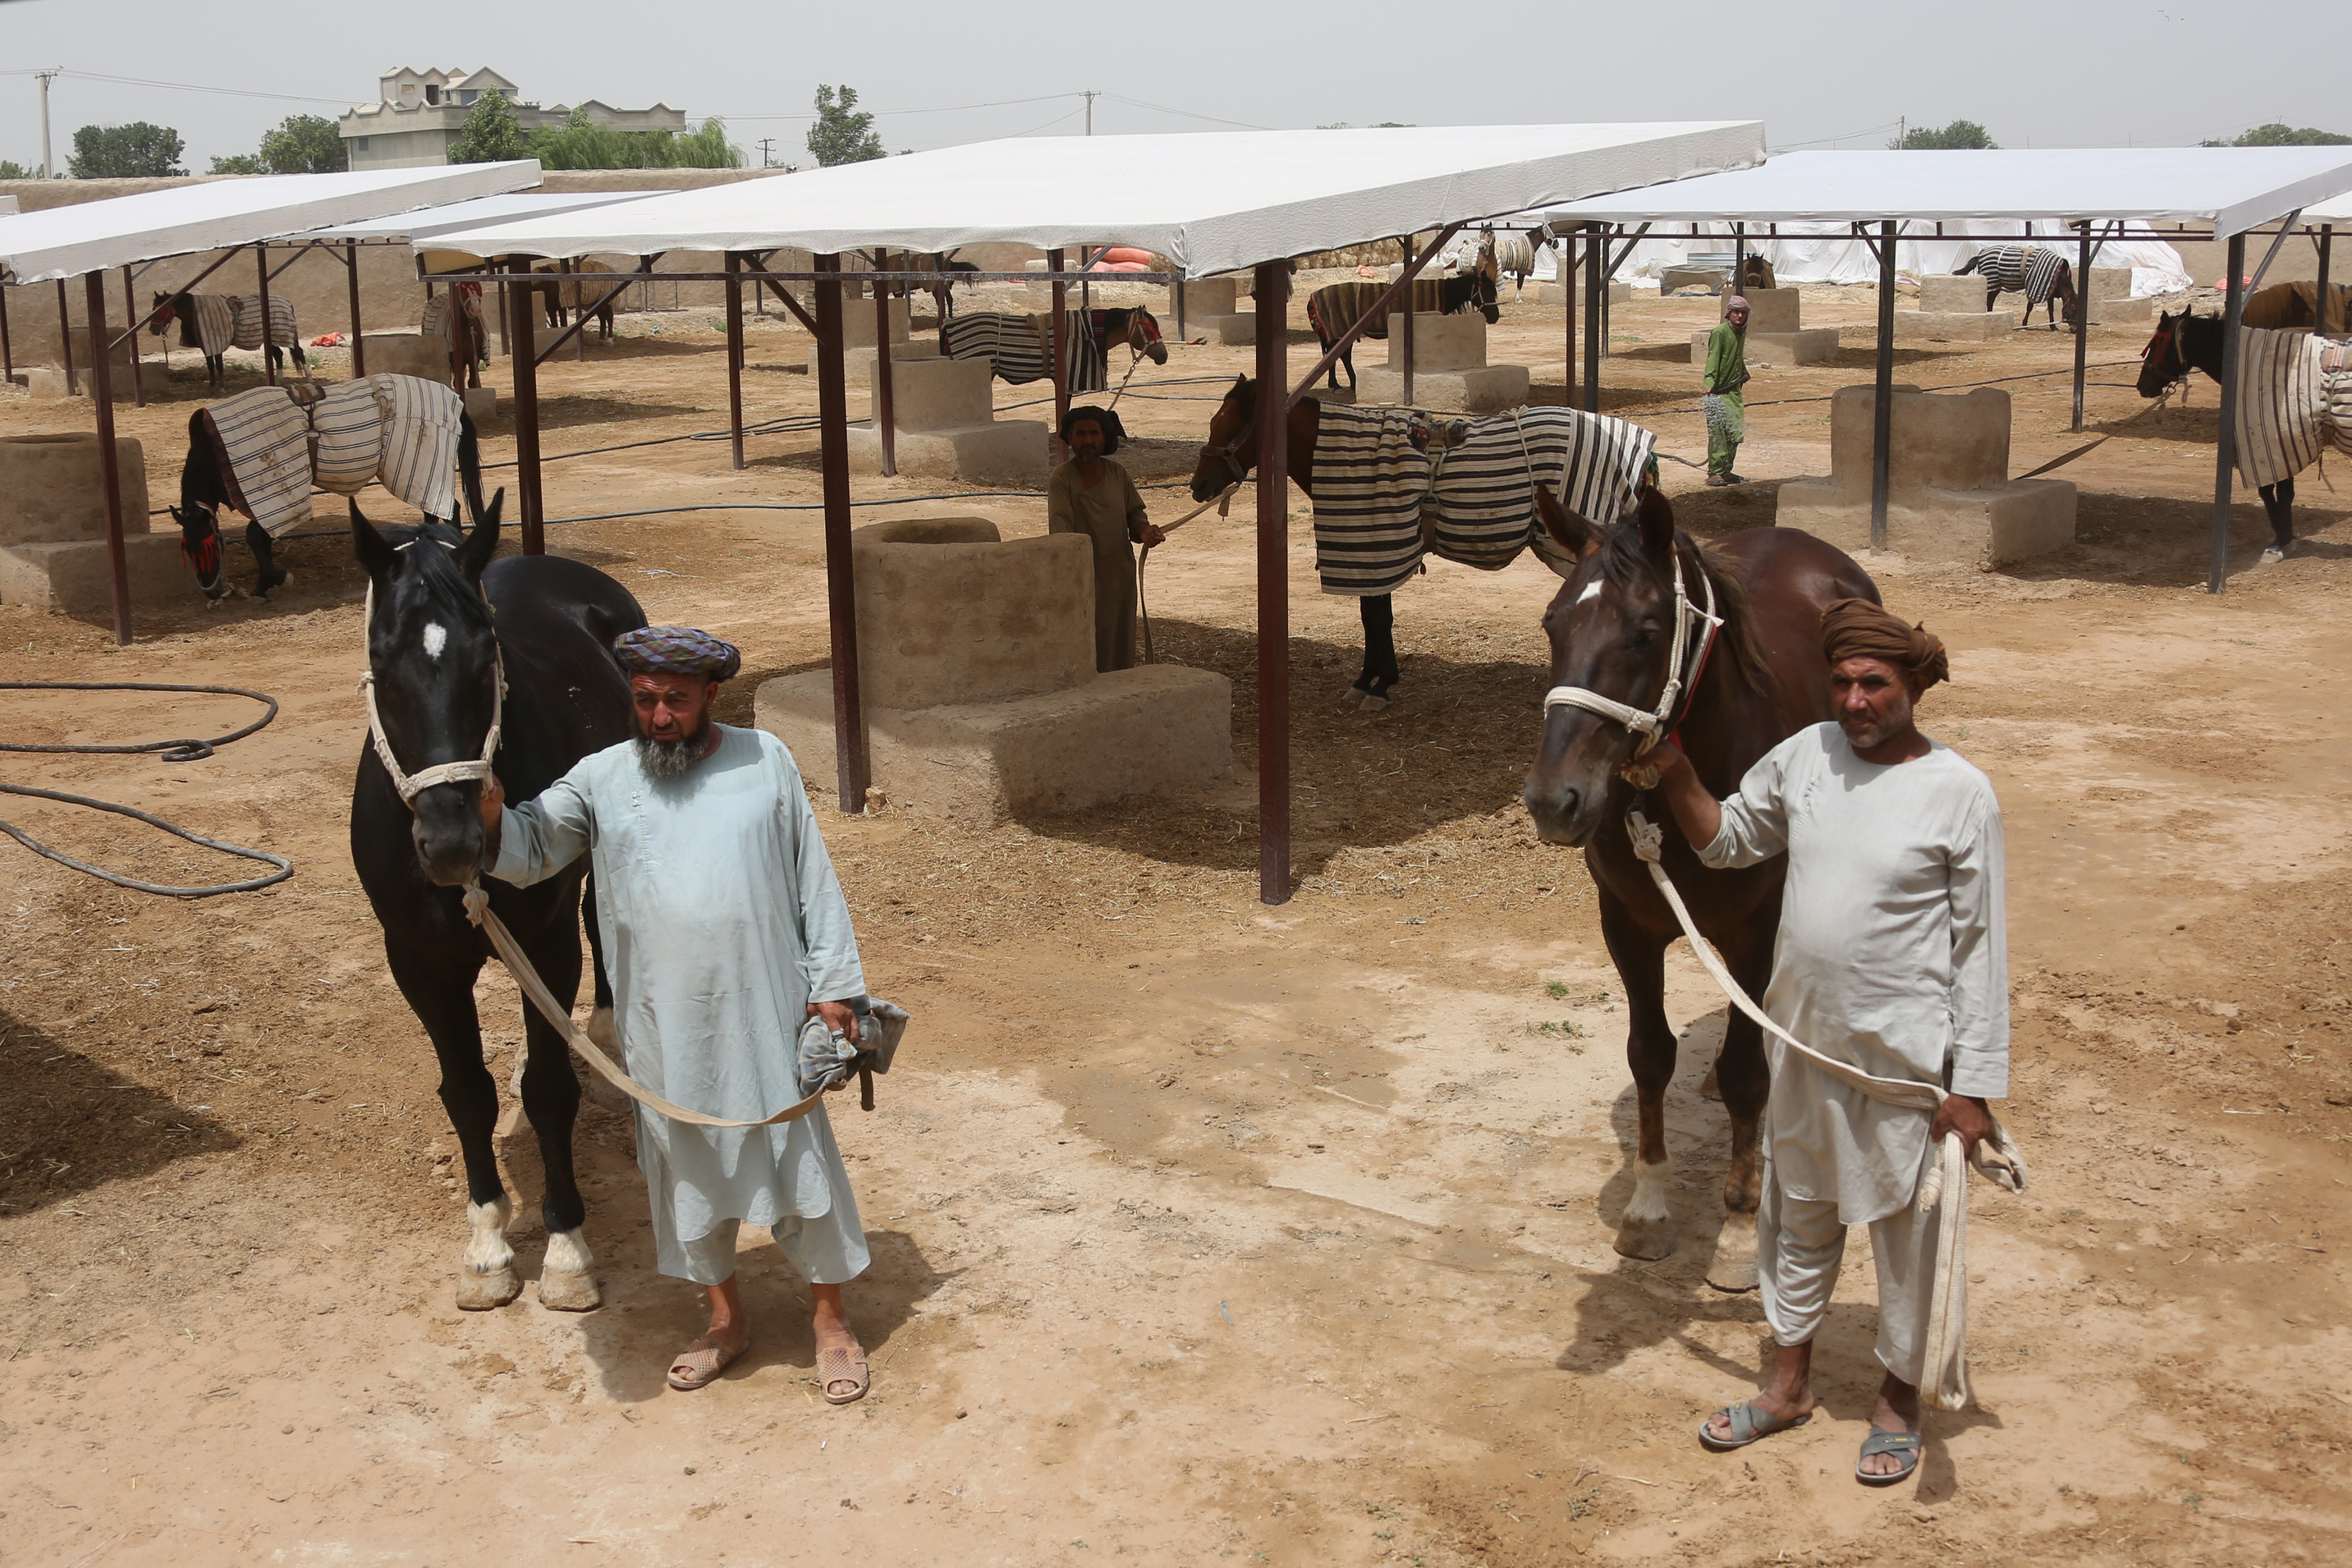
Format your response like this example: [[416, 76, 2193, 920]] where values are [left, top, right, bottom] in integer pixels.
[[1642, 598, 2007, 1485], [478, 625, 875, 1400]]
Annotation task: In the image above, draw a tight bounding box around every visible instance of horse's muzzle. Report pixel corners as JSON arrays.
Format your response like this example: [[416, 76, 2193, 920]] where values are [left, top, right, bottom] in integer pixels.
[[1523, 774, 1601, 849], [411, 790, 485, 889]]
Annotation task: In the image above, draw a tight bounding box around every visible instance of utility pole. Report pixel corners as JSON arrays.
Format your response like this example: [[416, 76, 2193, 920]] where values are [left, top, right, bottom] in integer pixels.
[[1084, 90, 1097, 136], [757, 137, 774, 169], [36, 68, 61, 178]]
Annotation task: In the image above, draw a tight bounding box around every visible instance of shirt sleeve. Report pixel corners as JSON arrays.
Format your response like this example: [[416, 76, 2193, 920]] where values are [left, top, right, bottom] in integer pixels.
[[1697, 738, 1794, 870], [488, 766, 594, 888], [1121, 466, 1150, 542], [779, 756, 867, 1005], [1945, 789, 2011, 1098], [1045, 468, 1076, 535]]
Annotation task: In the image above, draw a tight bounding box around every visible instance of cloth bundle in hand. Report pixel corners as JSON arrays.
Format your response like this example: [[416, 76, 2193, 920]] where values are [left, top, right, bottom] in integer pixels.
[[796, 997, 913, 1107]]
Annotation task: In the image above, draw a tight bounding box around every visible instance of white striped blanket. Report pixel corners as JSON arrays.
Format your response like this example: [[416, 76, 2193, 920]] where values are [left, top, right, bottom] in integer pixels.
[[188, 292, 301, 361], [201, 373, 465, 539], [1310, 403, 1657, 596], [2233, 327, 2352, 489], [1306, 279, 1480, 344], [939, 310, 1112, 390], [1957, 245, 2067, 307]]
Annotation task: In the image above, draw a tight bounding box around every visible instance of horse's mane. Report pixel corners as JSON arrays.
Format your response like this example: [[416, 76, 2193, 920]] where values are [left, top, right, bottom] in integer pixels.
[[1593, 521, 1771, 698]]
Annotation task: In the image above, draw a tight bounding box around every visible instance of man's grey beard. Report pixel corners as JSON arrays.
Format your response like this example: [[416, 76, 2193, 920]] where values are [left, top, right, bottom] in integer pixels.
[[635, 733, 701, 777]]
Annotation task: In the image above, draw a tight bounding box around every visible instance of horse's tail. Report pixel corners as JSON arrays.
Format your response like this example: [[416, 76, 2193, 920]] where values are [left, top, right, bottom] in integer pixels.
[[1953, 252, 1988, 277], [456, 411, 486, 526]]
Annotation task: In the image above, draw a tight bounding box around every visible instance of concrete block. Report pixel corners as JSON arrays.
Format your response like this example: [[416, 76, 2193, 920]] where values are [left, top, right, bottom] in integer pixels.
[[868, 355, 997, 434], [1381, 313, 1486, 372], [2090, 295, 2152, 326], [361, 333, 453, 381], [814, 339, 944, 381], [2088, 265, 2135, 303], [1536, 281, 1632, 307], [843, 518, 1094, 706], [1171, 277, 1241, 315], [841, 297, 911, 350], [20, 325, 140, 377], [847, 419, 1049, 485], [1351, 363, 1531, 414], [0, 531, 190, 613], [462, 386, 498, 423], [0, 434, 149, 546], [1180, 311, 1254, 345], [1893, 311, 2014, 343], [1736, 288, 1802, 333], [1689, 327, 1840, 366], [1920, 275, 1995, 314], [755, 663, 1233, 824]]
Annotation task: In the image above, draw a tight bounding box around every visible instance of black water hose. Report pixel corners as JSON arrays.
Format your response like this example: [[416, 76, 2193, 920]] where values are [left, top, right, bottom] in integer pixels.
[[0, 683, 293, 897]]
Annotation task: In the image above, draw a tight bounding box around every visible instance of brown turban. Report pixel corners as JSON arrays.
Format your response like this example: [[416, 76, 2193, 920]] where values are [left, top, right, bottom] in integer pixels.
[[1819, 598, 1949, 689]]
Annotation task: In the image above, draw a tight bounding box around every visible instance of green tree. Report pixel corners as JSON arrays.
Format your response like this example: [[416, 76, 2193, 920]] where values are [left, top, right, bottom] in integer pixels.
[[1891, 119, 1999, 150], [2214, 122, 2352, 146], [257, 114, 349, 173], [67, 122, 187, 177], [531, 109, 742, 170], [0, 159, 34, 179], [449, 89, 530, 164], [807, 84, 883, 167], [208, 153, 267, 175]]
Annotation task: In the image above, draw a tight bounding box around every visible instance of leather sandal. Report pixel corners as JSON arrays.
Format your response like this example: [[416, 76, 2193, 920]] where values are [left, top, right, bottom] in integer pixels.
[[816, 1341, 870, 1405]]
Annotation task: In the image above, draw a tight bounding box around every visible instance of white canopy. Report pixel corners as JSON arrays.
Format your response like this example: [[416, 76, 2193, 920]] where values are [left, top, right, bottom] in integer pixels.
[[413, 123, 1764, 277], [2303, 191, 2352, 225], [1547, 148, 2352, 238], [0, 161, 543, 285], [296, 188, 673, 244]]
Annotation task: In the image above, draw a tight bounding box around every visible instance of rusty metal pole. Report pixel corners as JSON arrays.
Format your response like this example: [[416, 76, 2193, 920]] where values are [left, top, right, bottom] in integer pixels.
[[2318, 226, 2335, 337], [1870, 221, 1897, 550], [567, 258, 584, 362], [1254, 258, 1292, 906], [1562, 232, 1576, 408], [1049, 248, 1069, 459], [56, 279, 76, 397], [121, 264, 144, 408], [85, 272, 133, 646], [2071, 224, 2092, 431], [257, 244, 276, 387], [814, 255, 870, 814], [493, 262, 509, 358], [346, 243, 366, 377], [2208, 233, 2248, 593], [508, 277, 544, 554], [1399, 234, 1416, 407], [1, 284, 13, 384], [1174, 274, 1186, 342], [724, 252, 746, 470], [1731, 221, 1745, 315], [872, 248, 897, 477], [1582, 224, 1602, 413]]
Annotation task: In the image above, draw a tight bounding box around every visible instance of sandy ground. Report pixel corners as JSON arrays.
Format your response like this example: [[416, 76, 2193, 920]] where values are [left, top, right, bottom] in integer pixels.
[[3, 280, 2350, 1568]]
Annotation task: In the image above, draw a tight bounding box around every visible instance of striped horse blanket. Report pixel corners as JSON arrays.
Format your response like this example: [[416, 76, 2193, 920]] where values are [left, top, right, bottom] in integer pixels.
[[188, 293, 301, 362], [939, 310, 1129, 390], [200, 373, 465, 538], [1956, 245, 2068, 307], [2241, 281, 2352, 334], [2231, 327, 2352, 489], [1310, 403, 1657, 596], [1306, 278, 1480, 344]]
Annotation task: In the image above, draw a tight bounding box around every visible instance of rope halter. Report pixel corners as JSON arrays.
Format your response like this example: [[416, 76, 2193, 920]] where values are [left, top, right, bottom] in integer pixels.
[[356, 539, 507, 807], [1542, 544, 1723, 760]]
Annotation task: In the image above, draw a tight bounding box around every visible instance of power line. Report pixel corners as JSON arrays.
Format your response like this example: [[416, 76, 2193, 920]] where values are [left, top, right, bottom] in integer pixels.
[[713, 91, 1084, 123], [1101, 92, 1273, 132], [0, 67, 349, 108]]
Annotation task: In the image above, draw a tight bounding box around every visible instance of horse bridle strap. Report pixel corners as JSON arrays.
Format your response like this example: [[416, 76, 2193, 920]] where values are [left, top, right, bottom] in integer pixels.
[[1542, 546, 1722, 756], [357, 542, 507, 806]]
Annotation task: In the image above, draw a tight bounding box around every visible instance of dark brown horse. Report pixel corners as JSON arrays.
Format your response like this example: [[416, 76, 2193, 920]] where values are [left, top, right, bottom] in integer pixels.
[[2137, 307, 2307, 557], [1520, 483, 1876, 1288]]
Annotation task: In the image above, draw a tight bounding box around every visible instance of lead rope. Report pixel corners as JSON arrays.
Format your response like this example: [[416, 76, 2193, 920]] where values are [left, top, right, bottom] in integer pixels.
[[1138, 480, 1238, 664], [1621, 809, 2027, 1411]]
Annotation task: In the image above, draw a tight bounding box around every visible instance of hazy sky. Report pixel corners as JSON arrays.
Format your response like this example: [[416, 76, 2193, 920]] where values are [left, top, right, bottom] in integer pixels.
[[3, 0, 2341, 173]]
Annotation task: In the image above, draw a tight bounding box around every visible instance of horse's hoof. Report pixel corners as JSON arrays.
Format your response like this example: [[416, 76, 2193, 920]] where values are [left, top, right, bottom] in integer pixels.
[[1358, 692, 1392, 714], [1613, 1217, 1677, 1262], [538, 1268, 602, 1312], [1698, 1063, 1723, 1102], [1339, 688, 1366, 710], [455, 1263, 522, 1311], [1706, 1213, 1759, 1292]]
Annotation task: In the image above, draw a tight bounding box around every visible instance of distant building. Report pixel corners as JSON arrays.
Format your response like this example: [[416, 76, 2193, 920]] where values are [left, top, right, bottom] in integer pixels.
[[338, 67, 686, 169]]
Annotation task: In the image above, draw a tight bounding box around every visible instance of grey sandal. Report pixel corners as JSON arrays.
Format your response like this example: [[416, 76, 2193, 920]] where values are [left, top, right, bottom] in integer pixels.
[[1856, 1428, 1922, 1485], [1698, 1401, 1811, 1451]]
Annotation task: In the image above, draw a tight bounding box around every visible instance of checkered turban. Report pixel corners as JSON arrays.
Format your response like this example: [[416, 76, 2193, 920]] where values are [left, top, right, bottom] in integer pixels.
[[613, 625, 742, 682]]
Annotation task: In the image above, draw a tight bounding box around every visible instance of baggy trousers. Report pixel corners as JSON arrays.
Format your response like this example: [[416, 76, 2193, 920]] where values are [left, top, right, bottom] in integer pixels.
[[1756, 1162, 1942, 1387]]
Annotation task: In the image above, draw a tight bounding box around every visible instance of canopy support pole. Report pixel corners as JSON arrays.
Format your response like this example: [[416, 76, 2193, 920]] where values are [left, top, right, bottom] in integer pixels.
[[1731, 222, 1745, 311], [724, 252, 746, 470], [814, 254, 870, 815], [346, 244, 366, 378], [494, 260, 509, 358], [1, 284, 13, 384], [1582, 223, 1602, 413], [508, 278, 544, 554], [2318, 226, 2334, 337], [257, 244, 276, 388], [1173, 274, 1185, 343], [121, 265, 144, 408], [1562, 231, 1576, 409], [1400, 234, 1416, 408], [2208, 233, 2248, 593], [873, 248, 898, 477], [1254, 259, 1291, 906], [1049, 249, 1068, 459], [85, 272, 132, 647], [56, 280, 76, 398], [2071, 224, 2091, 431], [1870, 220, 1896, 551]]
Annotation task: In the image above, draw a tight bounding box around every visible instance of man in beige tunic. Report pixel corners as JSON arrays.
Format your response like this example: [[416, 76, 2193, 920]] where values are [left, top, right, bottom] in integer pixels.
[[1047, 404, 1164, 671]]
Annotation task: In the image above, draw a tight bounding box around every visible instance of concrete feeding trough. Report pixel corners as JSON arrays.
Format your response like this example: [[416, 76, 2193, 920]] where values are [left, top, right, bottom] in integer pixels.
[[845, 355, 1047, 484], [1352, 313, 1531, 413], [1894, 273, 2019, 343], [1536, 280, 1630, 308], [0, 432, 182, 613], [806, 296, 942, 380], [1775, 384, 2075, 567], [361, 332, 455, 382], [1171, 275, 1253, 345], [21, 326, 144, 400], [755, 517, 1231, 824], [1687, 288, 1838, 367], [2086, 265, 2150, 326]]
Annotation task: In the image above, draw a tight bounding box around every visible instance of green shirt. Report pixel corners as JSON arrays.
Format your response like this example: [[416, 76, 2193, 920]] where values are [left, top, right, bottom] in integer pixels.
[[1702, 319, 1748, 397]]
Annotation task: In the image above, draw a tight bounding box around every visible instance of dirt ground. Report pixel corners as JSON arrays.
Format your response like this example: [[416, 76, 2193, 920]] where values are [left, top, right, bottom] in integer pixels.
[[3, 279, 2349, 1568]]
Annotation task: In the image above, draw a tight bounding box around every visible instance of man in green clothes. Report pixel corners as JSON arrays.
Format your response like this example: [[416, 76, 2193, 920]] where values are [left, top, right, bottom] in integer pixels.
[[1703, 295, 1751, 486], [1047, 404, 1165, 672]]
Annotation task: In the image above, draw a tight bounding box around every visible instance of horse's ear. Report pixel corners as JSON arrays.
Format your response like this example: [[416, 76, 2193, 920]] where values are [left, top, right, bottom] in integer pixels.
[[1535, 485, 1598, 558], [1635, 484, 1677, 562], [351, 503, 397, 578], [456, 489, 503, 579]]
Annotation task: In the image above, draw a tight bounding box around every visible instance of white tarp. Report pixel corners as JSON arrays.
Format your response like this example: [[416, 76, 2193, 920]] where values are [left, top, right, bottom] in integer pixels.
[[0, 161, 543, 285], [411, 124, 1764, 278], [1547, 148, 2352, 238], [296, 188, 673, 244], [2303, 192, 2352, 224]]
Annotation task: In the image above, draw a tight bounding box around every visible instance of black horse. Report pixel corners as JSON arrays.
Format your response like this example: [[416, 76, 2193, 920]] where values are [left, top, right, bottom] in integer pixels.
[[1303, 269, 1501, 392], [149, 290, 308, 387], [2138, 307, 2301, 557], [169, 405, 484, 606], [349, 495, 645, 1311]]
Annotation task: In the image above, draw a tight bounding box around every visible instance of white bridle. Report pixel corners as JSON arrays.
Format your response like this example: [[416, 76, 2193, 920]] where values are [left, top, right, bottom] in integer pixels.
[[1542, 546, 1722, 759], [356, 539, 506, 807]]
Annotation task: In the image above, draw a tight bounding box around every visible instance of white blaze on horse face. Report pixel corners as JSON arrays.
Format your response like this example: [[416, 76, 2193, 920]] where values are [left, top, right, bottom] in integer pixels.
[[422, 623, 447, 661], [1575, 578, 1604, 607]]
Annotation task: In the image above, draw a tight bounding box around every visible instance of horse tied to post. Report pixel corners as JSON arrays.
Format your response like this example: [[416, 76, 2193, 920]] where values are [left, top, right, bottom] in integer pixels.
[[1303, 253, 1500, 392], [150, 290, 308, 388], [348, 491, 648, 1312], [1520, 480, 1878, 1288], [939, 307, 1166, 391]]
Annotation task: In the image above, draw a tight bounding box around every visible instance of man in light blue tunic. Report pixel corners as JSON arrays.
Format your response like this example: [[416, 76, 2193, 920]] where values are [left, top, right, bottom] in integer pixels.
[[479, 625, 875, 1400]]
